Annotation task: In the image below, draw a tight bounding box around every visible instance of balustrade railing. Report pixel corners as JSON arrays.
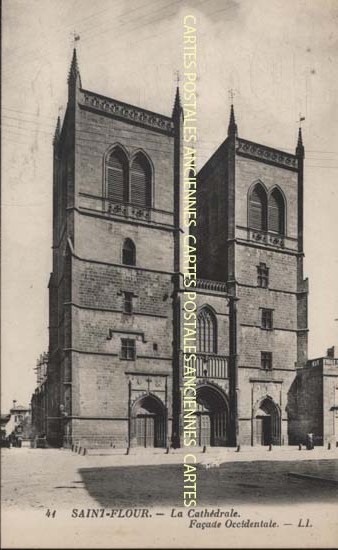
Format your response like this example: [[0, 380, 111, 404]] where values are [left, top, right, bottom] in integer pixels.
[[196, 279, 227, 292], [107, 200, 150, 222], [196, 353, 228, 378], [180, 353, 229, 379], [250, 229, 285, 248]]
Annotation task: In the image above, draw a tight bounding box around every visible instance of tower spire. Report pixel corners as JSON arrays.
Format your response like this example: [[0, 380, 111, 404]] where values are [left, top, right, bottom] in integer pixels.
[[296, 126, 305, 158], [68, 48, 81, 87], [228, 103, 238, 137], [172, 86, 183, 118], [296, 114, 305, 157]]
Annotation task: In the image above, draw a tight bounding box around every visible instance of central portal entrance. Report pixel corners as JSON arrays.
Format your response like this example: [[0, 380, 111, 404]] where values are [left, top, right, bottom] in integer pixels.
[[196, 385, 228, 446], [132, 394, 165, 448]]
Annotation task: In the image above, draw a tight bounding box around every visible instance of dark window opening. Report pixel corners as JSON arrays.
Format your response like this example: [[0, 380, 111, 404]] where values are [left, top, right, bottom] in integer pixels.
[[261, 351, 272, 370], [130, 154, 151, 207], [268, 189, 285, 235], [249, 184, 267, 231], [257, 263, 269, 288], [122, 238, 136, 266], [124, 292, 133, 314], [261, 309, 273, 330], [153, 343, 158, 351], [106, 149, 128, 203], [121, 339, 136, 360]]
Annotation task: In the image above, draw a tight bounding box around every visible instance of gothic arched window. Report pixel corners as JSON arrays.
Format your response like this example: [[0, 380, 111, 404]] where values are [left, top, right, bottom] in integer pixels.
[[268, 188, 285, 235], [122, 238, 136, 266], [197, 307, 217, 353], [130, 153, 151, 207], [249, 183, 267, 231], [106, 148, 128, 203]]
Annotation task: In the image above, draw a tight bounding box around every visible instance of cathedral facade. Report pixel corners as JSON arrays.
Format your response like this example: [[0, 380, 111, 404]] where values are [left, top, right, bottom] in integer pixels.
[[46, 51, 309, 448]]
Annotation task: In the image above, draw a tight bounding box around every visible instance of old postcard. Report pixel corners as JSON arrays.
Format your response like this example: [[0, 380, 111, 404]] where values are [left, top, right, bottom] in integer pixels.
[[1, 0, 338, 548]]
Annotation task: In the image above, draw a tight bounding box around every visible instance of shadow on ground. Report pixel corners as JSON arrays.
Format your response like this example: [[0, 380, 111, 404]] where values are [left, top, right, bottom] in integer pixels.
[[78, 459, 338, 507]]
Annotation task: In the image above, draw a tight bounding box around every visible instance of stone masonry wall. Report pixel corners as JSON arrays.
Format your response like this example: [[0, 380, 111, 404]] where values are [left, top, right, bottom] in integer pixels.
[[288, 366, 323, 444], [196, 144, 228, 281]]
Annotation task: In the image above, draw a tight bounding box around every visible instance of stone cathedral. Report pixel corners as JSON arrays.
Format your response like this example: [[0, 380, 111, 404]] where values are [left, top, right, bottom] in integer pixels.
[[44, 50, 312, 449]]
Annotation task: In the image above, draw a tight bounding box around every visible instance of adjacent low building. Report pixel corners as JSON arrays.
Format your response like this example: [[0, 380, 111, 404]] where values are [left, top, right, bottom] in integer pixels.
[[289, 346, 338, 446], [6, 401, 32, 439]]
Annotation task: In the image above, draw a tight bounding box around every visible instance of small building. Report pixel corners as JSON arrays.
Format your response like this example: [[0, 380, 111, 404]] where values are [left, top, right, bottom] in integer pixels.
[[288, 346, 338, 446], [7, 401, 32, 438]]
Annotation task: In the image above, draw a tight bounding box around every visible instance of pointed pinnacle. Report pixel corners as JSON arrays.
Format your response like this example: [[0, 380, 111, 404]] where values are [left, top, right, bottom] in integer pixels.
[[296, 127, 304, 157], [228, 104, 238, 137], [68, 48, 80, 84], [172, 86, 182, 117]]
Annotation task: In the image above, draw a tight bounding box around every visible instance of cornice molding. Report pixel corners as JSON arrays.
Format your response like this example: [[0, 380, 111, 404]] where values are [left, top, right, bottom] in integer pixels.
[[237, 138, 298, 171], [79, 89, 174, 135]]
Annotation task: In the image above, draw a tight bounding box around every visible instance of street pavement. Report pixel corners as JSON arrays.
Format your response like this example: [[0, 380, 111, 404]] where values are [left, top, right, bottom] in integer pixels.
[[2, 446, 338, 510]]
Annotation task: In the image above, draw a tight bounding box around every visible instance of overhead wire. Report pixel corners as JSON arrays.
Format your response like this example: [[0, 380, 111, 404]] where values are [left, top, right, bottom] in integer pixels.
[[3, 0, 180, 76]]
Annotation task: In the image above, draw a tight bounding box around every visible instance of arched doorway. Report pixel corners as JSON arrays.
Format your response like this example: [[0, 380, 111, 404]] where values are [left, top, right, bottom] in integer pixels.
[[196, 385, 228, 446], [131, 394, 165, 448], [254, 397, 281, 446]]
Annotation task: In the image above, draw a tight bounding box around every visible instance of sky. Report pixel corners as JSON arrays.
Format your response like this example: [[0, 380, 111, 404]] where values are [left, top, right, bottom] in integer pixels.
[[2, 0, 338, 412]]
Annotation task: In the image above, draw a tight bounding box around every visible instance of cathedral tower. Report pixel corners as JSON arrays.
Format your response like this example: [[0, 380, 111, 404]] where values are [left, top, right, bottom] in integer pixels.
[[196, 106, 308, 445], [47, 51, 179, 447]]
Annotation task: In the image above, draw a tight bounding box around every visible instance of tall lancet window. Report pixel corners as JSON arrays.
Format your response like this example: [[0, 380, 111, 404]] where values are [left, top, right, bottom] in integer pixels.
[[106, 148, 128, 203], [130, 153, 151, 207], [197, 307, 217, 354], [268, 188, 285, 235], [122, 238, 136, 266], [249, 183, 267, 231]]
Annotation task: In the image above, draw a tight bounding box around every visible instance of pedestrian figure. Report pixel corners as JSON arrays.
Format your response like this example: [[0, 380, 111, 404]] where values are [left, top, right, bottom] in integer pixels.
[[306, 432, 314, 450]]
